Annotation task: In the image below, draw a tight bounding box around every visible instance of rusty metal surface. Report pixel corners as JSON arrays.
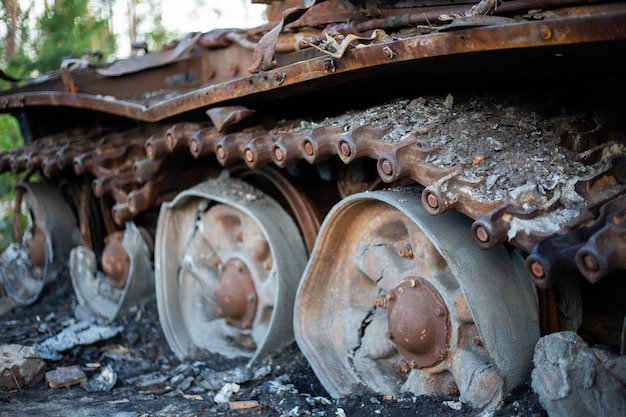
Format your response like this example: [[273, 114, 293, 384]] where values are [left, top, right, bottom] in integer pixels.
[[526, 193, 626, 286], [386, 277, 450, 369], [0, 3, 623, 122], [294, 189, 539, 409], [235, 167, 321, 253], [0, 182, 80, 305], [215, 258, 259, 330], [96, 32, 204, 77], [101, 231, 131, 289], [155, 177, 307, 364], [2, 85, 625, 286], [0, 1, 624, 408], [70, 222, 153, 320]]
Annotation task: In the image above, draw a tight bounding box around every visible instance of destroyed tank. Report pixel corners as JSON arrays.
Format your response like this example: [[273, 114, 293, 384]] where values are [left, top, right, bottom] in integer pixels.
[[1, 0, 625, 411]]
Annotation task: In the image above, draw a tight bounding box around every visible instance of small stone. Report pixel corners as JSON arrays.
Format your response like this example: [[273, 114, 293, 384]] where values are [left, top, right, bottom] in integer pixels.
[[45, 365, 87, 389], [0, 344, 46, 390], [83, 364, 117, 392], [214, 382, 240, 403]]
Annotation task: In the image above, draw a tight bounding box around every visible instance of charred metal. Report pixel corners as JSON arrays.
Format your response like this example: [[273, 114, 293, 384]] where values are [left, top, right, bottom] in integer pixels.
[[1, 0, 625, 414]]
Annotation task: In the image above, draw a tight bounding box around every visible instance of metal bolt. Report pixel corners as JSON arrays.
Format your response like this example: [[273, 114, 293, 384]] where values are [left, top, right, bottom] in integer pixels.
[[444, 382, 460, 397], [426, 193, 439, 209], [340, 141, 351, 157], [274, 147, 284, 161], [530, 261, 545, 278], [398, 245, 413, 259], [385, 331, 394, 340], [582, 254, 599, 272], [374, 296, 387, 308], [475, 226, 490, 243], [323, 58, 335, 73], [394, 362, 411, 374], [382, 46, 396, 59], [380, 159, 393, 176], [247, 293, 255, 302], [540, 25, 552, 40], [473, 336, 483, 347], [166, 134, 175, 150], [304, 141, 314, 156], [434, 306, 445, 317]]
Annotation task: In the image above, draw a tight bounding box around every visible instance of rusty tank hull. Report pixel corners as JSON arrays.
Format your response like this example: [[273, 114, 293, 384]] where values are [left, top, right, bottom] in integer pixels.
[[1, 0, 625, 411]]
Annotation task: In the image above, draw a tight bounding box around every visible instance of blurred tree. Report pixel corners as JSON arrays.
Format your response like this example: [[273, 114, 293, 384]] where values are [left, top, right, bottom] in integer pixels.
[[36, 0, 116, 71], [0, 114, 22, 206], [2, 0, 19, 58], [127, 0, 173, 55], [1, 0, 35, 81]]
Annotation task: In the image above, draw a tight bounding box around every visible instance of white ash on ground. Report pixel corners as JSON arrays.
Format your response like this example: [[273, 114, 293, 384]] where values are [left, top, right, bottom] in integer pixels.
[[0, 281, 546, 417]]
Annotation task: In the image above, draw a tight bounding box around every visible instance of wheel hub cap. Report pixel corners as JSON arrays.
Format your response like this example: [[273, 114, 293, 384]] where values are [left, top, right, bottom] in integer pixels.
[[387, 277, 450, 368], [215, 258, 257, 329]]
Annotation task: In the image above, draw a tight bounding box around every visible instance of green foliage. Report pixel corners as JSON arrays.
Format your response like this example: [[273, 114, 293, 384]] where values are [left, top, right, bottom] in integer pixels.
[[0, 115, 33, 251], [143, 26, 177, 52], [0, 0, 37, 87], [0, 200, 29, 252], [0, 219, 12, 252], [0, 114, 22, 197], [0, 114, 23, 251], [36, 0, 116, 72], [0, 204, 16, 252], [0, 114, 21, 150]]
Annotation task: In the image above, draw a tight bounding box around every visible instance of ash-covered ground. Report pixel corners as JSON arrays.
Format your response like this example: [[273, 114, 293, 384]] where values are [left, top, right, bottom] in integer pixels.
[[0, 279, 546, 417]]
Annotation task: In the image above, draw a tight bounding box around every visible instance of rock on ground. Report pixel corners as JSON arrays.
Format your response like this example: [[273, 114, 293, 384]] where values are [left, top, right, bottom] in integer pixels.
[[532, 331, 626, 417]]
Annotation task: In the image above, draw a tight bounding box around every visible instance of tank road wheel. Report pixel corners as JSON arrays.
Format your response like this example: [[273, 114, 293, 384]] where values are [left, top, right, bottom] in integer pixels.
[[70, 221, 154, 320], [295, 188, 539, 410], [0, 182, 79, 305], [155, 176, 307, 363]]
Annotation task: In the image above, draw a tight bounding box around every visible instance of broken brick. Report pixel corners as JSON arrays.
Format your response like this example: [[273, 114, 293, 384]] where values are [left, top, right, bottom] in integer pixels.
[[0, 344, 46, 390], [45, 365, 87, 389]]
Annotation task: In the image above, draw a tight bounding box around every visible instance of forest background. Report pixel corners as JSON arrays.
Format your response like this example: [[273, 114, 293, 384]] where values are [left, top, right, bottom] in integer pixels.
[[0, 0, 264, 247]]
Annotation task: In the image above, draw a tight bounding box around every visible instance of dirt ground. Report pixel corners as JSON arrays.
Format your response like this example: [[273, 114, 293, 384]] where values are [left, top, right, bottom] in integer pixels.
[[0, 279, 546, 417]]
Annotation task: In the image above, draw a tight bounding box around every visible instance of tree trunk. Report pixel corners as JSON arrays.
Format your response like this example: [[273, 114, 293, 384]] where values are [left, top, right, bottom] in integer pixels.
[[128, 0, 139, 54], [2, 0, 18, 58]]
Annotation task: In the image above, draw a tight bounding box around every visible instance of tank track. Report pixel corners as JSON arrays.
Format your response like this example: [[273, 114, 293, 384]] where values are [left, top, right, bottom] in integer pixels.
[[1, 88, 624, 285], [2, 1, 626, 410]]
